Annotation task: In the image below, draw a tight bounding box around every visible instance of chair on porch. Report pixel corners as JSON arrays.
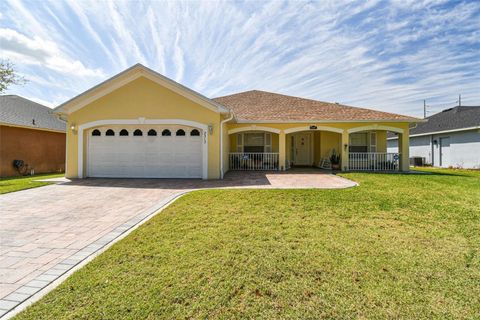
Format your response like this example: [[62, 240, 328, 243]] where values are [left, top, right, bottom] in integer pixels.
[[319, 157, 331, 169], [318, 149, 335, 169]]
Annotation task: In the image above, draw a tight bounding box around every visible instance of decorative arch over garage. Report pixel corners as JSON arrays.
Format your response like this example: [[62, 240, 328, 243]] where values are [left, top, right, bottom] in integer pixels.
[[78, 118, 209, 179]]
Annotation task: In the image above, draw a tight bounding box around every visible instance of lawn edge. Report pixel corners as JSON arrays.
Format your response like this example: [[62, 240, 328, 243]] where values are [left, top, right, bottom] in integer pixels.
[[4, 190, 190, 320], [0, 174, 65, 195]]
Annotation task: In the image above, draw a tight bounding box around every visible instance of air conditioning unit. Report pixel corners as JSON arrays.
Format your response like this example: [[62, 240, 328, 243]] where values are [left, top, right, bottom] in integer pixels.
[[410, 157, 425, 166]]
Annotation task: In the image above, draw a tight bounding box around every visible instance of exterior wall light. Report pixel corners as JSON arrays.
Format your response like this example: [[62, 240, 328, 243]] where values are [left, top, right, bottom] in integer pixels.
[[70, 123, 76, 131], [208, 124, 213, 135], [344, 143, 348, 151]]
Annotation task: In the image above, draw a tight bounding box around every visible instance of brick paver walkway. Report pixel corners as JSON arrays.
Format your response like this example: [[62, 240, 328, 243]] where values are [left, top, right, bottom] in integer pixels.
[[0, 170, 355, 318]]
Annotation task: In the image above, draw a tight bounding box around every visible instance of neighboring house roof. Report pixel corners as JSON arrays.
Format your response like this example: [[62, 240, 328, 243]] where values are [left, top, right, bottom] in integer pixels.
[[55, 64, 229, 114], [0, 95, 66, 132], [213, 90, 420, 123], [388, 106, 480, 139]]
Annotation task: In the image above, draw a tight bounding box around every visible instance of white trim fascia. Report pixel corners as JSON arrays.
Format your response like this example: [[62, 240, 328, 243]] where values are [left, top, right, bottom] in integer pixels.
[[387, 126, 480, 140], [347, 125, 404, 134], [228, 125, 281, 134], [77, 118, 209, 179], [284, 125, 343, 134], [55, 64, 228, 115], [234, 119, 425, 124]]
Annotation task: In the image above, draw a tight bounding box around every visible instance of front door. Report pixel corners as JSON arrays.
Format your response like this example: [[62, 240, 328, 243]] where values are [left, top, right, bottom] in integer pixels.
[[439, 137, 450, 167], [294, 133, 311, 166]]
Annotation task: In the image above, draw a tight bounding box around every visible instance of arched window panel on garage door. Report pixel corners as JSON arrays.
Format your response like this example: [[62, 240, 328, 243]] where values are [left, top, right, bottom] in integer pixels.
[[91, 129, 101, 136], [133, 129, 143, 136], [190, 129, 200, 136], [162, 129, 171, 136], [106, 129, 115, 136], [87, 126, 204, 178], [119, 129, 129, 136], [148, 129, 157, 136], [176, 129, 185, 136]]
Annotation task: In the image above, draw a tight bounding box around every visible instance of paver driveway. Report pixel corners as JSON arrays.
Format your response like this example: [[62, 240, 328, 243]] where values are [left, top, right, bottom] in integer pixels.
[[0, 170, 355, 317]]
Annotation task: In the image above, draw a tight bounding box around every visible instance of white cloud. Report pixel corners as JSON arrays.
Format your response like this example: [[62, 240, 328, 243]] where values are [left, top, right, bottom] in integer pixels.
[[25, 96, 56, 108], [1, 0, 479, 117], [0, 28, 105, 77]]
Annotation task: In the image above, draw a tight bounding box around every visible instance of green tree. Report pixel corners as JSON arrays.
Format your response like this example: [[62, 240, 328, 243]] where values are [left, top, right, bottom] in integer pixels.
[[0, 60, 26, 93]]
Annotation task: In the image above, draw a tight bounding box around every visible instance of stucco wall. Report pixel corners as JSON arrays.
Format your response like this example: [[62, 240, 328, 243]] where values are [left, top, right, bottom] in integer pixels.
[[65, 76, 222, 179], [319, 131, 342, 159], [0, 125, 65, 177], [64, 75, 412, 178], [226, 124, 408, 170]]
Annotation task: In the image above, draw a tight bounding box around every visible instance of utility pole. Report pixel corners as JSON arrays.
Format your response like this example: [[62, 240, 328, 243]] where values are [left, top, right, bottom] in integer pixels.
[[458, 94, 461, 106], [423, 100, 427, 118]]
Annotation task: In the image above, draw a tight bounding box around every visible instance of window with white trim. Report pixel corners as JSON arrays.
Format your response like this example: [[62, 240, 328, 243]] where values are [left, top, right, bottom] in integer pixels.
[[244, 133, 264, 152], [369, 132, 377, 152], [236, 133, 243, 152], [349, 133, 368, 152], [265, 133, 272, 152], [236, 132, 272, 153]]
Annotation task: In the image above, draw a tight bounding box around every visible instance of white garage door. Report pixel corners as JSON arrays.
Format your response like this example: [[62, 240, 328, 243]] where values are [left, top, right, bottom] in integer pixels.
[[87, 125, 203, 178]]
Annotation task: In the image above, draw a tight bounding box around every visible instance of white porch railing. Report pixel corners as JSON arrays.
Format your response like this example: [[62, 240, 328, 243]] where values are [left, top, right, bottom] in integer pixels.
[[229, 153, 279, 170], [349, 152, 400, 171]]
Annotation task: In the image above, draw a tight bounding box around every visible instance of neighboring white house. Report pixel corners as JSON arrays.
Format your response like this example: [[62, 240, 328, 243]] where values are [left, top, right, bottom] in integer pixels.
[[387, 106, 480, 169]]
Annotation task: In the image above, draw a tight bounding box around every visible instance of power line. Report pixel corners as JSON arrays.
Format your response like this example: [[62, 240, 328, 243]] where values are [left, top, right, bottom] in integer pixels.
[[423, 94, 464, 117]]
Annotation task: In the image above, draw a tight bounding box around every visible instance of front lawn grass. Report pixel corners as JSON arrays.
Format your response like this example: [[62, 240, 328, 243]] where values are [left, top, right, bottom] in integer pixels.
[[16, 169, 480, 319], [0, 173, 64, 194]]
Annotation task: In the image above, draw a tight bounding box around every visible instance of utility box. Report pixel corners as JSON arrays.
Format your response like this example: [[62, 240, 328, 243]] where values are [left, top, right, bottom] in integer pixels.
[[410, 157, 425, 166]]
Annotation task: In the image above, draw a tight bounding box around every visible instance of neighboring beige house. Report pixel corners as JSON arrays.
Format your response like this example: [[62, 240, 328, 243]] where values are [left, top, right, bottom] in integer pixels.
[[54, 64, 422, 179]]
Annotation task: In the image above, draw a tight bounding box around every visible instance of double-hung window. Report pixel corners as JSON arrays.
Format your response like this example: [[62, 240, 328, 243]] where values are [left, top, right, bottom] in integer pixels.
[[236, 132, 272, 153]]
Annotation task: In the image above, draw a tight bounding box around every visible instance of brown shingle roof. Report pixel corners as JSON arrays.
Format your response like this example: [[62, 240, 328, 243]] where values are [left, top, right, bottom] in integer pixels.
[[213, 90, 420, 122]]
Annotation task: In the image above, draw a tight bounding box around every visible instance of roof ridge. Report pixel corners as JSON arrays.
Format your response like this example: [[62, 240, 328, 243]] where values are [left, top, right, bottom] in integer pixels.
[[0, 95, 66, 132], [0, 94, 51, 110], [213, 89, 419, 120]]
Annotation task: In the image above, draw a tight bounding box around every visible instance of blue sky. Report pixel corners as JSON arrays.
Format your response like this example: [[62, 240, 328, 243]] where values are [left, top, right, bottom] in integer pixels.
[[1, 0, 479, 117]]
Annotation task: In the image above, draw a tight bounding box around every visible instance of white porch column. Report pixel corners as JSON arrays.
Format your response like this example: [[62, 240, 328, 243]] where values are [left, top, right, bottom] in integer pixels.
[[399, 128, 410, 171], [279, 131, 286, 170], [341, 130, 349, 171]]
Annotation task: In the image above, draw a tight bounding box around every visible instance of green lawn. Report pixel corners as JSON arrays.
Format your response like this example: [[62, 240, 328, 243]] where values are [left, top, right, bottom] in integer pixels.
[[16, 169, 480, 319], [0, 173, 64, 194]]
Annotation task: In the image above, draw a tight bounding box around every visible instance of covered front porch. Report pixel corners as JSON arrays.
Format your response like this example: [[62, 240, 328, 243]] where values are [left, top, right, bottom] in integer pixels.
[[226, 124, 409, 172]]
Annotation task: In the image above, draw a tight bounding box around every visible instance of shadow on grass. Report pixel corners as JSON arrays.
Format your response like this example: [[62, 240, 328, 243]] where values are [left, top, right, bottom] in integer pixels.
[[343, 170, 477, 178]]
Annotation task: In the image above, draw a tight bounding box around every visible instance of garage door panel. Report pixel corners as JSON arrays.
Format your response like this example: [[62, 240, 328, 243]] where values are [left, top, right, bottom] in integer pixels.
[[88, 125, 203, 178]]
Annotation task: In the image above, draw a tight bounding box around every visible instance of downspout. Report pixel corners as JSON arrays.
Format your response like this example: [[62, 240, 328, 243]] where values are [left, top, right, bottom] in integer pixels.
[[431, 135, 434, 166], [220, 112, 234, 179]]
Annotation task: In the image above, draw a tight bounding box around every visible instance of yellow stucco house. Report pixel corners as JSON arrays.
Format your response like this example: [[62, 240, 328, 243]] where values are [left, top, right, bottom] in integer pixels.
[[55, 64, 421, 180]]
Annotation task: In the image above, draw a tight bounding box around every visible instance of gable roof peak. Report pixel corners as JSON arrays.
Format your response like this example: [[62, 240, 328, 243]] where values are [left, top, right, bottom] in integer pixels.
[[55, 63, 228, 114]]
